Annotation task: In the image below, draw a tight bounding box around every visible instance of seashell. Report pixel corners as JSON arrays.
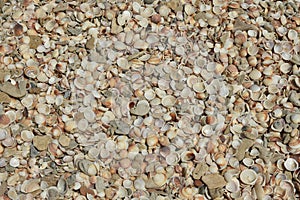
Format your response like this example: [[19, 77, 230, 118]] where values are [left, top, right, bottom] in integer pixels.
[[9, 157, 20, 168], [2, 136, 16, 147], [226, 178, 240, 193], [37, 104, 51, 115], [201, 125, 214, 137], [133, 40, 149, 50], [247, 56, 257, 67], [181, 151, 195, 162], [24, 66, 39, 79], [0, 114, 11, 128], [184, 4, 196, 15], [151, 14, 161, 24], [280, 63, 292, 74], [130, 100, 150, 116], [284, 158, 298, 171], [21, 130, 34, 142], [146, 134, 158, 147], [271, 119, 285, 132], [242, 158, 254, 167], [144, 89, 156, 100], [249, 69, 262, 80], [290, 113, 300, 124], [57, 178, 67, 194], [161, 95, 176, 107], [240, 169, 258, 185], [134, 178, 146, 190], [193, 82, 205, 93], [247, 45, 259, 56], [21, 179, 40, 193], [159, 5, 171, 17], [77, 118, 89, 131], [288, 29, 298, 40], [117, 57, 130, 70], [152, 173, 167, 187], [234, 31, 247, 45], [165, 152, 179, 165], [123, 179, 133, 189], [180, 187, 197, 199], [0, 128, 8, 140], [47, 187, 59, 199], [274, 43, 283, 54], [281, 52, 292, 60]]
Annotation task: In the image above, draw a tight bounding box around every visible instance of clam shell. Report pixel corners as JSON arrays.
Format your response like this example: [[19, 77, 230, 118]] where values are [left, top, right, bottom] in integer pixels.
[[161, 95, 176, 107], [284, 158, 298, 171], [226, 178, 240, 193], [0, 114, 11, 128], [21, 179, 40, 193], [165, 152, 179, 165], [0, 128, 8, 140], [152, 173, 167, 187], [288, 29, 298, 40], [240, 169, 258, 185], [24, 66, 39, 79], [130, 100, 150, 116], [21, 130, 34, 142], [242, 158, 254, 167]]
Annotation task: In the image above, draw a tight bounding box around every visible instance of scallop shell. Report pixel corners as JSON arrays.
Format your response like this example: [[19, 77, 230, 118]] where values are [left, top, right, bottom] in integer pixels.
[[284, 158, 298, 171], [240, 169, 258, 185]]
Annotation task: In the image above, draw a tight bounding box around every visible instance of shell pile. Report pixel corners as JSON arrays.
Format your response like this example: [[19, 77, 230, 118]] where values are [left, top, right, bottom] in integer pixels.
[[0, 0, 299, 199]]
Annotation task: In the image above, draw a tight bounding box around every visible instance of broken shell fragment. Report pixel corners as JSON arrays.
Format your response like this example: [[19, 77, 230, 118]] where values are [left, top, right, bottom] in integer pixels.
[[202, 173, 226, 189]]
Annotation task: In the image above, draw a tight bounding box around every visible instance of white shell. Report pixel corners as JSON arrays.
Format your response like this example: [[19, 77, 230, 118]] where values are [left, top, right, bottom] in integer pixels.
[[117, 58, 130, 70], [21, 130, 34, 142], [161, 95, 176, 107], [240, 169, 258, 185], [0, 128, 8, 140], [284, 158, 299, 171], [225, 178, 240, 193], [131, 100, 150, 116]]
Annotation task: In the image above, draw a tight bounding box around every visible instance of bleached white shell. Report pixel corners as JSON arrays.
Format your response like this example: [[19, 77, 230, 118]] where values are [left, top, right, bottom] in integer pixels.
[[240, 169, 258, 185], [284, 158, 298, 171]]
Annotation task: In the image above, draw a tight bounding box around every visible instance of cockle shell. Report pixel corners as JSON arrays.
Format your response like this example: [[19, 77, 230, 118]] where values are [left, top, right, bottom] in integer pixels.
[[240, 169, 258, 185], [284, 158, 299, 171]]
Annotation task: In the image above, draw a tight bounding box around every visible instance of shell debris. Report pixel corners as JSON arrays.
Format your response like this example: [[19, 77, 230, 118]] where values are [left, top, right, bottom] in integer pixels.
[[0, 0, 299, 199]]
